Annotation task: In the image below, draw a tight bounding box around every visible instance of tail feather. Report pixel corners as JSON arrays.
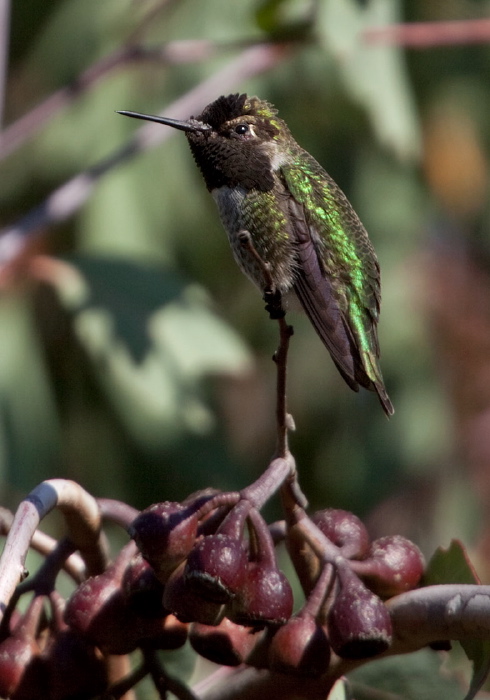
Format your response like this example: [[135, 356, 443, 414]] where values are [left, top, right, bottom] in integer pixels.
[[293, 264, 393, 417]]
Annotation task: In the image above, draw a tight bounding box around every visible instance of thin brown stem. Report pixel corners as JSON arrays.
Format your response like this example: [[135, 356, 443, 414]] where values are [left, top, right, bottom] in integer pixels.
[[247, 508, 277, 564], [237, 230, 295, 458], [240, 456, 293, 509], [16, 536, 77, 596], [274, 316, 294, 458], [97, 498, 140, 529]]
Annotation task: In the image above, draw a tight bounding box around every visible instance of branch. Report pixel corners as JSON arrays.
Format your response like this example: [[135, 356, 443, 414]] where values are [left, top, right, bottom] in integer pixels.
[[364, 18, 490, 48], [0, 506, 85, 581], [97, 498, 140, 529], [0, 479, 107, 618], [387, 583, 490, 651], [0, 0, 10, 128], [196, 665, 335, 700], [0, 42, 290, 271], [236, 230, 294, 459], [189, 584, 490, 699], [274, 316, 294, 457]]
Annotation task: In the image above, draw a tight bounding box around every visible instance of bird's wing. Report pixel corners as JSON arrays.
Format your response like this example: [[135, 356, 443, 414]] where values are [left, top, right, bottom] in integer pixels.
[[285, 194, 360, 390], [280, 156, 393, 415]]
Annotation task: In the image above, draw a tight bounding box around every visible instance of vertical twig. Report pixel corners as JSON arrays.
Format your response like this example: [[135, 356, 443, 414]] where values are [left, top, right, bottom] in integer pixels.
[[237, 230, 306, 505], [237, 231, 294, 458], [273, 316, 294, 458], [0, 0, 10, 128]]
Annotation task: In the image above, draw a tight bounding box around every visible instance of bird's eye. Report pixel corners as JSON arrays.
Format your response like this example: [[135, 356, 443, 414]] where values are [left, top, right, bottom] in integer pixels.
[[235, 124, 249, 135]]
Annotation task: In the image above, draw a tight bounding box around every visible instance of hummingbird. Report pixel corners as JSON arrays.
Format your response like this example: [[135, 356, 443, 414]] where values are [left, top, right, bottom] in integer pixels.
[[118, 94, 393, 416]]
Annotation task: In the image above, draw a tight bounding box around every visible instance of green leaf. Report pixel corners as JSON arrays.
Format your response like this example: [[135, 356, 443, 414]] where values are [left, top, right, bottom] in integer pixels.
[[328, 677, 352, 700], [350, 649, 464, 700], [425, 540, 490, 700], [48, 256, 252, 447], [255, 0, 312, 34], [424, 540, 481, 587], [255, 0, 288, 31], [318, 0, 420, 160]]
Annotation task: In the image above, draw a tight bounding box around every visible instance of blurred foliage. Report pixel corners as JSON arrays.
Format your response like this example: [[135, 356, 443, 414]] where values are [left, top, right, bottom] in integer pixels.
[[2, 0, 490, 606]]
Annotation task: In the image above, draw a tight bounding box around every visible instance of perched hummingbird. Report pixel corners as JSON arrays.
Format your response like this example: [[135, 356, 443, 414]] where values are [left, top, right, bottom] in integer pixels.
[[118, 94, 393, 416]]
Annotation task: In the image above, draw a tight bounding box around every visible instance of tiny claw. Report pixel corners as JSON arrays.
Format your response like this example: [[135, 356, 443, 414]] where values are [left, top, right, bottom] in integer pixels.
[[263, 289, 285, 320], [238, 231, 252, 247]]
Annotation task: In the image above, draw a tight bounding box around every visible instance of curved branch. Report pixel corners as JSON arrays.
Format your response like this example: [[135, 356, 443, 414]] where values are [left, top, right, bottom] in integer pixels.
[[192, 584, 490, 699], [0, 506, 85, 580], [387, 583, 490, 651], [0, 479, 107, 619]]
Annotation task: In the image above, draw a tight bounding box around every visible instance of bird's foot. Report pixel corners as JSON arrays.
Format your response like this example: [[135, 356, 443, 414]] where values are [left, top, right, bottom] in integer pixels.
[[263, 288, 285, 320]]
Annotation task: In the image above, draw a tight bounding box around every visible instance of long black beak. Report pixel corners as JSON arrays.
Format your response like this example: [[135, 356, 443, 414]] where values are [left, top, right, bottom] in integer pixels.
[[116, 110, 210, 133]]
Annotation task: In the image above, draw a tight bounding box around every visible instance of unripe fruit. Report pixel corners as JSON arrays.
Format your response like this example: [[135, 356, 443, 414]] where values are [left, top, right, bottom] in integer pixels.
[[184, 534, 248, 604], [129, 502, 199, 582], [189, 618, 258, 666], [122, 553, 166, 617], [0, 595, 45, 698], [66, 572, 188, 654], [355, 535, 425, 598], [163, 562, 225, 626], [269, 614, 330, 676], [312, 509, 370, 559], [44, 630, 107, 700], [0, 636, 41, 698], [328, 567, 392, 659], [65, 571, 138, 654], [147, 614, 189, 651], [228, 562, 293, 627], [65, 544, 177, 654]]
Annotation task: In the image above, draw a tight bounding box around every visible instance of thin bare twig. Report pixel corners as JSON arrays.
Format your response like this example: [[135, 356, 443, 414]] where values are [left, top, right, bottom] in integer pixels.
[[364, 18, 490, 48], [240, 456, 293, 509], [0, 42, 290, 270], [274, 316, 294, 458], [236, 229, 294, 458], [97, 498, 140, 529], [0, 0, 10, 128], [15, 537, 78, 595]]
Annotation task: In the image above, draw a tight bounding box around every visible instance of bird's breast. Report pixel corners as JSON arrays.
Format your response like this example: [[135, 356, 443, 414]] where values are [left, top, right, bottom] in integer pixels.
[[211, 185, 298, 294]]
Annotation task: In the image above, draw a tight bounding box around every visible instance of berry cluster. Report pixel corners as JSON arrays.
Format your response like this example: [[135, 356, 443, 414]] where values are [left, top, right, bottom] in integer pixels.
[[0, 487, 425, 698]]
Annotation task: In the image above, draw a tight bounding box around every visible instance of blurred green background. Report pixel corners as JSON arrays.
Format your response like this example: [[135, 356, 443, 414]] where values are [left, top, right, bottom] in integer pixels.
[[2, 0, 490, 568]]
